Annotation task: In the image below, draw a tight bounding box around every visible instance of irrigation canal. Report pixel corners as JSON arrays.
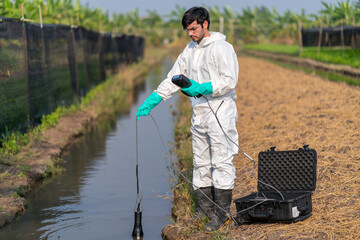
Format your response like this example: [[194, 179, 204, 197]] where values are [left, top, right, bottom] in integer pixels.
[[0, 57, 178, 239]]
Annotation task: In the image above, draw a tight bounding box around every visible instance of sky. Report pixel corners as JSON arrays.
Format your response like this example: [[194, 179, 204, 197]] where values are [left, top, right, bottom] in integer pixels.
[[78, 0, 344, 17]]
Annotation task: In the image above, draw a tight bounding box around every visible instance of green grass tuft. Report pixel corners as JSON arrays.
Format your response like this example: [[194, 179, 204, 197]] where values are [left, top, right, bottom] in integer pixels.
[[243, 44, 360, 69], [0, 127, 29, 156], [300, 47, 360, 68], [243, 44, 299, 55]]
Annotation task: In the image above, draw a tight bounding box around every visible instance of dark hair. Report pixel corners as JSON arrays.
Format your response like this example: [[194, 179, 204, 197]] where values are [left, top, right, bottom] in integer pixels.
[[182, 7, 210, 30]]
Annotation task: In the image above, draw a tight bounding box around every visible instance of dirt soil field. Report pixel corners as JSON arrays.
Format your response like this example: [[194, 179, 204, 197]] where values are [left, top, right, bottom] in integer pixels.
[[163, 55, 360, 239]]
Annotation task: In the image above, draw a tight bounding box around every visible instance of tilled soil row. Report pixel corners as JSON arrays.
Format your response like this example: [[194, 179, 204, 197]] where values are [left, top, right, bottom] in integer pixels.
[[163, 55, 360, 239], [230, 56, 359, 239]]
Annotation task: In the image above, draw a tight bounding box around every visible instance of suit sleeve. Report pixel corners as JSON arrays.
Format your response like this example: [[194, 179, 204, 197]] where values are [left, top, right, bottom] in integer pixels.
[[154, 50, 187, 101], [210, 42, 239, 97]]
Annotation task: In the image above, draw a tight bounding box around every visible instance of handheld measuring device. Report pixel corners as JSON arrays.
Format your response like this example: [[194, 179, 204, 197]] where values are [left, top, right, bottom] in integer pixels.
[[171, 74, 202, 98]]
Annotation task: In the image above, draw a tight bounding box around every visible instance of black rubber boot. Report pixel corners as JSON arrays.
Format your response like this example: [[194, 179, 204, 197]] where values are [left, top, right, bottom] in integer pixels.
[[189, 187, 214, 222], [204, 188, 232, 232]]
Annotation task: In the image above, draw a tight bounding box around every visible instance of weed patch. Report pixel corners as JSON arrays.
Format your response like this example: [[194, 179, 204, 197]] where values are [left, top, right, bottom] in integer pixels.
[[0, 127, 29, 156], [43, 157, 65, 178]]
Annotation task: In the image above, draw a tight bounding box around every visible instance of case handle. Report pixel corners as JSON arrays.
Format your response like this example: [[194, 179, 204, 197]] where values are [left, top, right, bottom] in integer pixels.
[[248, 208, 274, 220], [298, 205, 309, 212]]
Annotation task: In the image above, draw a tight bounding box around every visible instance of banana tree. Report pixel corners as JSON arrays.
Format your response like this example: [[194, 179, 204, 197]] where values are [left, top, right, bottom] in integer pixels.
[[110, 12, 130, 33], [0, 0, 21, 18], [208, 5, 222, 32], [73, 0, 99, 29], [0, 0, 38, 20], [320, 0, 356, 25], [163, 5, 186, 41], [272, 9, 299, 44], [222, 5, 236, 44], [166, 4, 185, 28], [141, 10, 165, 45], [236, 6, 257, 43], [208, 5, 221, 23], [253, 6, 274, 43], [356, 0, 360, 24], [126, 9, 141, 34]]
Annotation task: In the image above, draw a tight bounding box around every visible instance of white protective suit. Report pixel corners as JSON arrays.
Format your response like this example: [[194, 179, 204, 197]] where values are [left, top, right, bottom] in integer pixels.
[[155, 32, 239, 190]]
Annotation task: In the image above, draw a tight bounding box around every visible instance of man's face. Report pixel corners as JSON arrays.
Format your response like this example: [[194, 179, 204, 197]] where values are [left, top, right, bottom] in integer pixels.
[[185, 20, 209, 43]]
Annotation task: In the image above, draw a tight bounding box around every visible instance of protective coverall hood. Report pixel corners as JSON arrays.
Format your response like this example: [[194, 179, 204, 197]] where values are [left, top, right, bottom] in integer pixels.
[[191, 31, 226, 48]]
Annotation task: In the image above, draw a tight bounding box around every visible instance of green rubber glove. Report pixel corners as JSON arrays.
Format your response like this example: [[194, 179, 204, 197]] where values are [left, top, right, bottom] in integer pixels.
[[181, 79, 213, 97], [136, 92, 162, 120]]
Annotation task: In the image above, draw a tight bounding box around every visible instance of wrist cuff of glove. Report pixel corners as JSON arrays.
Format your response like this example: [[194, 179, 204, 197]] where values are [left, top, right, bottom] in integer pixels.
[[147, 92, 163, 108], [202, 82, 213, 95]]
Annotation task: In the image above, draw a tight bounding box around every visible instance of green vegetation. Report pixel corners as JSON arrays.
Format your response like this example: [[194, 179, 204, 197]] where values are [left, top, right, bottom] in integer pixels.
[[0, 46, 168, 166], [272, 59, 360, 86], [0, 170, 10, 180], [17, 165, 30, 178], [0, 127, 29, 156], [35, 105, 78, 132], [12, 192, 20, 198], [171, 94, 234, 238], [243, 44, 360, 68], [2, 0, 358, 46], [14, 184, 29, 197], [301, 47, 360, 68], [243, 44, 300, 55], [1, 0, 359, 63], [243, 43, 360, 86], [0, 105, 77, 158], [43, 157, 64, 177], [172, 94, 195, 220]]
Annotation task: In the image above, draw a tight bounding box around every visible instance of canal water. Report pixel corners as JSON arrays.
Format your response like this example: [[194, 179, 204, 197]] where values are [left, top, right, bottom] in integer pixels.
[[0, 57, 178, 239]]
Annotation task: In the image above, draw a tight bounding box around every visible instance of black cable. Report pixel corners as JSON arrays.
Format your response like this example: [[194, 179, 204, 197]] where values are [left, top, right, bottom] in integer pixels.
[[134, 119, 142, 211], [148, 114, 239, 226], [136, 98, 285, 227], [203, 96, 284, 201]]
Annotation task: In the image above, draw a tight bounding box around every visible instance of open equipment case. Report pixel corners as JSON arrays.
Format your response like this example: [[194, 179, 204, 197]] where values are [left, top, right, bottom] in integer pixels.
[[234, 145, 317, 224]]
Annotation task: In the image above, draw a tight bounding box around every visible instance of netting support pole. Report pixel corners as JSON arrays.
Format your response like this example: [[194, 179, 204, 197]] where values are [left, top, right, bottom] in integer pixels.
[[39, 5, 53, 111], [21, 4, 31, 128], [98, 22, 105, 83], [298, 20, 303, 56], [317, 19, 323, 55], [341, 19, 344, 58], [325, 15, 330, 47], [351, 16, 356, 48], [71, 18, 80, 97], [77, 15, 90, 91]]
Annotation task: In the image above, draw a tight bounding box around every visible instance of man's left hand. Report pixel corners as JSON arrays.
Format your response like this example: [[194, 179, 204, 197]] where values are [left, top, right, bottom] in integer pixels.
[[181, 79, 213, 97]]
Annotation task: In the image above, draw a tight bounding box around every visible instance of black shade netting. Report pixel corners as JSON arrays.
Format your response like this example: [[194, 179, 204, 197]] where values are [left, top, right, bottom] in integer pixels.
[[302, 26, 360, 48], [0, 17, 144, 136]]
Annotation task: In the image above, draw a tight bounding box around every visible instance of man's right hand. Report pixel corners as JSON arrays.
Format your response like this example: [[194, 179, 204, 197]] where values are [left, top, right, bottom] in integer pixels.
[[136, 104, 151, 120], [136, 92, 162, 120]]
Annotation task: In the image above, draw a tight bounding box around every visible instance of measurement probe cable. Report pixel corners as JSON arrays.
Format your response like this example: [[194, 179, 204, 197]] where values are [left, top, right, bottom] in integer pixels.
[[203, 96, 285, 201], [135, 97, 285, 227], [134, 120, 143, 212]]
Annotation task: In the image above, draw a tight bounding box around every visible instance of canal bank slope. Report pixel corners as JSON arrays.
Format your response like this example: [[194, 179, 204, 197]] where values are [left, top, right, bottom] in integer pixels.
[[0, 45, 177, 228], [163, 55, 360, 239]]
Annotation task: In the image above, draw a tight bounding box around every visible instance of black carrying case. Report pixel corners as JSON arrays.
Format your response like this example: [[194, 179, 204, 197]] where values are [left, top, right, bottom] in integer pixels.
[[234, 145, 317, 224]]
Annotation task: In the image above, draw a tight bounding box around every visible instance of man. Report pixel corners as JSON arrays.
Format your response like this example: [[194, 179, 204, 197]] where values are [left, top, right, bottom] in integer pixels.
[[136, 7, 239, 232]]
